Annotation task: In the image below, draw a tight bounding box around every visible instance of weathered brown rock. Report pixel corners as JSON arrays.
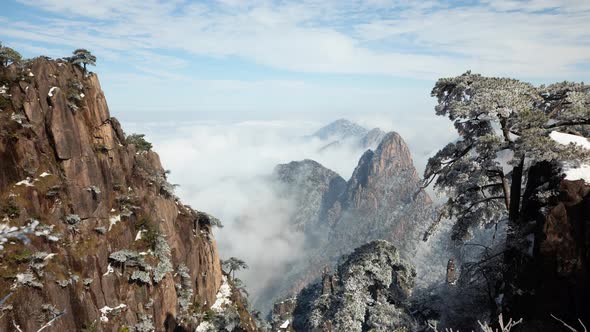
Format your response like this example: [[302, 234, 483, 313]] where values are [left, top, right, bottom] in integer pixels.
[[0, 58, 253, 331], [504, 162, 590, 329]]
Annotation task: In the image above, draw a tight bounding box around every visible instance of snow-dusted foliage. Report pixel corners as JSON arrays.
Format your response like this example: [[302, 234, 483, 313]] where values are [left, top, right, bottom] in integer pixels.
[[292, 240, 417, 331], [0, 219, 59, 250], [108, 236, 172, 285], [152, 235, 173, 283], [424, 72, 590, 241]]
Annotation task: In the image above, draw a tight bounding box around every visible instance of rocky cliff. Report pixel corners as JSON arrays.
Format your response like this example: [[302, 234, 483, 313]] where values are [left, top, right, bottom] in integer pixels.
[[0, 57, 256, 331], [273, 240, 417, 332], [502, 162, 590, 330]]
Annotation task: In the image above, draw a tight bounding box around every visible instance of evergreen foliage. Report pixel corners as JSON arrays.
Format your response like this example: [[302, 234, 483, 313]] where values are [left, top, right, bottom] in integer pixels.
[[221, 257, 248, 279], [0, 42, 22, 67], [126, 133, 153, 152], [423, 72, 590, 241], [68, 48, 96, 72]]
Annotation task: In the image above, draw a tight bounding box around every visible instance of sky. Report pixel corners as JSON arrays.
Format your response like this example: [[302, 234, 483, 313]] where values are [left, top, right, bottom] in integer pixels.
[[1, 0, 589, 122]]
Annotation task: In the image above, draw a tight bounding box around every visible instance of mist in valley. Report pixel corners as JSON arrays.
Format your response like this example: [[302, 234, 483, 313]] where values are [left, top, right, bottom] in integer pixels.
[[123, 116, 455, 308]]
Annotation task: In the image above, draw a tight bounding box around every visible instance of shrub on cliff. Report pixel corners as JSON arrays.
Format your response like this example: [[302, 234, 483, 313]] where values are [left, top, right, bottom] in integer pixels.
[[126, 133, 153, 151]]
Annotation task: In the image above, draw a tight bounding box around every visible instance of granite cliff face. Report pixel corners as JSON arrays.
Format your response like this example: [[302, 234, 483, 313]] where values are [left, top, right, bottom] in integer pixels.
[[273, 241, 417, 332], [0, 58, 256, 331], [260, 131, 432, 314], [333, 132, 432, 255]]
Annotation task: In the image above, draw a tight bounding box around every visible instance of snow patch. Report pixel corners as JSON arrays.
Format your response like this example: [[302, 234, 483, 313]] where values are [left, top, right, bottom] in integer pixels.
[[99, 304, 127, 322], [280, 319, 290, 328], [103, 263, 114, 276], [195, 321, 215, 332], [15, 178, 34, 187], [48, 87, 58, 97], [108, 215, 121, 231], [39, 172, 51, 178], [550, 131, 590, 183], [550, 131, 590, 149], [494, 148, 514, 175]]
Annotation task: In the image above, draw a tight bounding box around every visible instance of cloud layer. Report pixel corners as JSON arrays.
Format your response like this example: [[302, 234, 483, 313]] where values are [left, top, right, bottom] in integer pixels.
[[122, 116, 454, 301]]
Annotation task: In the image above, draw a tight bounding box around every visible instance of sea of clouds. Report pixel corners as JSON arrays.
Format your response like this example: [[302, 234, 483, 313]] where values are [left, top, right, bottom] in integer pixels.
[[123, 115, 456, 304]]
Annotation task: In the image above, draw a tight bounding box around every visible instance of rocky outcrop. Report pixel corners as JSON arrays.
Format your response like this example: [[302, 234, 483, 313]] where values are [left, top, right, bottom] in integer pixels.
[[289, 241, 417, 332], [502, 162, 590, 330], [0, 58, 256, 331]]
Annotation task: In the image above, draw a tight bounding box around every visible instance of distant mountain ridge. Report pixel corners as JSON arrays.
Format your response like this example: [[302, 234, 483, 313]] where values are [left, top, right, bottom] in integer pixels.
[[311, 119, 388, 151]]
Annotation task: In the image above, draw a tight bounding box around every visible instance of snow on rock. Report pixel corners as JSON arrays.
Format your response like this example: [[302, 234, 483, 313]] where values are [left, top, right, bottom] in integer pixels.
[[99, 304, 127, 322], [39, 172, 51, 178], [0, 85, 7, 94], [550, 131, 590, 183], [210, 275, 232, 312], [48, 87, 58, 97], [15, 178, 35, 187], [103, 263, 114, 276], [495, 148, 514, 175], [550, 131, 590, 149], [108, 215, 121, 231], [564, 165, 590, 183], [195, 321, 215, 332], [280, 320, 290, 328]]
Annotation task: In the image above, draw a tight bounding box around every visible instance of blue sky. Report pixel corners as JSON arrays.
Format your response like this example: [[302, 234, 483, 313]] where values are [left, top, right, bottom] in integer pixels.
[[1, 0, 589, 122]]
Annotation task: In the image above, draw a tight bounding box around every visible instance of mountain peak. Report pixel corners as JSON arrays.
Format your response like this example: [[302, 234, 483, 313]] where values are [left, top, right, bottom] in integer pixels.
[[312, 119, 368, 140]]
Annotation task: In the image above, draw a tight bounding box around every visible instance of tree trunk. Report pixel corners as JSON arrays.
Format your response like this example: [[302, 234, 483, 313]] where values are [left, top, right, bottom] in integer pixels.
[[500, 175, 510, 211], [509, 156, 525, 224]]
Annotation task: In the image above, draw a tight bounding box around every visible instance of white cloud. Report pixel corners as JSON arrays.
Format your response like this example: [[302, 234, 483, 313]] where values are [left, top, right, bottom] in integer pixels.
[[3, 0, 589, 80]]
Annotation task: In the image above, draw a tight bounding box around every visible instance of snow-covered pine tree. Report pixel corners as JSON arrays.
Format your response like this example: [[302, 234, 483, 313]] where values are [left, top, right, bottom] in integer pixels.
[[423, 71, 590, 241]]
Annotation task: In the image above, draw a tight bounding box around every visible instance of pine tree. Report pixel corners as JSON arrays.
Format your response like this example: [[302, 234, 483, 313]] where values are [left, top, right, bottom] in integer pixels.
[[0, 42, 22, 67], [423, 71, 590, 242], [221, 257, 248, 279], [69, 48, 96, 73]]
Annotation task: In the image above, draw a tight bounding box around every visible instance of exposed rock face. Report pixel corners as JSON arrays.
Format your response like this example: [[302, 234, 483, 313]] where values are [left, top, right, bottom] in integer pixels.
[[274, 159, 346, 245], [332, 132, 432, 256], [0, 58, 255, 331], [261, 132, 432, 314], [289, 241, 417, 332], [503, 162, 590, 330]]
